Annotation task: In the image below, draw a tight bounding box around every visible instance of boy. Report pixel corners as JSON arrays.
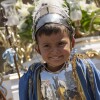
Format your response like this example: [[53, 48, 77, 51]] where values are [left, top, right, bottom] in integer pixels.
[[19, 1, 100, 100]]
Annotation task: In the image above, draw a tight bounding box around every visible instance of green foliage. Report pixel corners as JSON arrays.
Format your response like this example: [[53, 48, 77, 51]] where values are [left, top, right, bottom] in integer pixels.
[[80, 8, 100, 35], [18, 15, 33, 42], [16, 3, 34, 42]]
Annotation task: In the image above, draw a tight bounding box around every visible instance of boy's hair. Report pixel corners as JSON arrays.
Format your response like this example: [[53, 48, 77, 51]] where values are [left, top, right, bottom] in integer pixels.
[[35, 23, 72, 43]]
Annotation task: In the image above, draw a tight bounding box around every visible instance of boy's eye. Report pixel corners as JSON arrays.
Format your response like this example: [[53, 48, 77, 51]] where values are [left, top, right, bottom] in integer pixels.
[[58, 42, 66, 46], [43, 44, 50, 48]]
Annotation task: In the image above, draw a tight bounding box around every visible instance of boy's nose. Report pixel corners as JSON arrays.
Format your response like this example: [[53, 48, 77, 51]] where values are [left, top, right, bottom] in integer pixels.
[[51, 47, 59, 54]]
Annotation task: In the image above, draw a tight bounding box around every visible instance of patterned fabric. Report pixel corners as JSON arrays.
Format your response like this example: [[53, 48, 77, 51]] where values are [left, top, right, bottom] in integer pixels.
[[40, 64, 81, 100]]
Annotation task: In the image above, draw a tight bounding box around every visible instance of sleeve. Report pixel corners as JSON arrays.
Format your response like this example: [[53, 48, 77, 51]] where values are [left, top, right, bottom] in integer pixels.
[[19, 69, 32, 100], [19, 63, 41, 100], [86, 59, 100, 100], [74, 54, 100, 100]]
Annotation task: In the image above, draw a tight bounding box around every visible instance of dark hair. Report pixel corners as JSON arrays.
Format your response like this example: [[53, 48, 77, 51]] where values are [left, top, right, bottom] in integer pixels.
[[35, 23, 73, 43]]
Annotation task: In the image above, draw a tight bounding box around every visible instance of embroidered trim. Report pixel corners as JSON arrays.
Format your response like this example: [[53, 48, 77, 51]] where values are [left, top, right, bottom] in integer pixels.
[[71, 53, 87, 100], [83, 59, 95, 99], [28, 63, 43, 100]]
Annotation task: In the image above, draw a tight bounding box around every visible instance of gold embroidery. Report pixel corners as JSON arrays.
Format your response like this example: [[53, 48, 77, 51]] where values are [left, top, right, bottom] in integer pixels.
[[83, 59, 95, 99], [37, 69, 43, 100], [71, 54, 87, 100]]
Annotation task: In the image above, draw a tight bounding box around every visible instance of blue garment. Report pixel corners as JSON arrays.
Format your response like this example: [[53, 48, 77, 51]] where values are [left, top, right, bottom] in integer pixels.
[[76, 58, 100, 100], [19, 56, 100, 100]]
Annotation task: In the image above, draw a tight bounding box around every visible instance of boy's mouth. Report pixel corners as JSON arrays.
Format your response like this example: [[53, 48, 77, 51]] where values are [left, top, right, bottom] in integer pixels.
[[49, 56, 63, 60]]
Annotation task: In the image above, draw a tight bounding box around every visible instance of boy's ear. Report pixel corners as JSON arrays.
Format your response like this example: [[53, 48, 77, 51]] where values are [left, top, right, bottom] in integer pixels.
[[35, 45, 41, 54], [71, 36, 75, 48]]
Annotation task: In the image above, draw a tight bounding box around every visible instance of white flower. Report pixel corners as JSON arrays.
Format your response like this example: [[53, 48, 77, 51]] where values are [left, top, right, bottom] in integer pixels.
[[17, 19, 28, 32], [15, 1, 34, 31], [79, 1, 98, 13], [16, 1, 34, 18], [70, 10, 82, 21], [79, 1, 89, 11], [18, 7, 30, 18]]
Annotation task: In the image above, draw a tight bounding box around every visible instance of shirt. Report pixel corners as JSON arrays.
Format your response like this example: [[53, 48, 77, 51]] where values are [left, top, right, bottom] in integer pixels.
[[40, 64, 81, 100]]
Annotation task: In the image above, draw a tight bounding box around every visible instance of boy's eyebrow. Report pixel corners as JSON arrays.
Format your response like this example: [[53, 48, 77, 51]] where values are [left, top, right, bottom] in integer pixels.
[[42, 43, 49, 45], [39, 42, 50, 45]]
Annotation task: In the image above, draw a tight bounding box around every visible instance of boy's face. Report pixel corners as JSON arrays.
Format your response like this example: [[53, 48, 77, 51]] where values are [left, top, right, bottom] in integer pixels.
[[36, 32, 72, 71]]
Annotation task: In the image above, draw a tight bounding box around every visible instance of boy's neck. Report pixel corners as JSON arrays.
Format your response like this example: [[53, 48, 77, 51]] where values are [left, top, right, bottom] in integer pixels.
[[45, 63, 66, 73]]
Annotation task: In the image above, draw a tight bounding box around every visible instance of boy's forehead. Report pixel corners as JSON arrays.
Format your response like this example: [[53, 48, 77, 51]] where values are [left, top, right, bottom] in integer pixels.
[[37, 32, 69, 41]]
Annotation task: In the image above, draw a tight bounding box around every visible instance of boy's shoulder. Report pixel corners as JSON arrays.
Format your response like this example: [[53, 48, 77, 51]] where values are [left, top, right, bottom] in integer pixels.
[[71, 53, 89, 67], [28, 62, 43, 72], [73, 53, 89, 60], [71, 53, 96, 73]]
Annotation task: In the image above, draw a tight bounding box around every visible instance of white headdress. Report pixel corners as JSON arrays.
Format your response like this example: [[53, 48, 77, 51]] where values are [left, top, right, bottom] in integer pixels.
[[32, 0, 73, 39], [32, 0, 69, 17]]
